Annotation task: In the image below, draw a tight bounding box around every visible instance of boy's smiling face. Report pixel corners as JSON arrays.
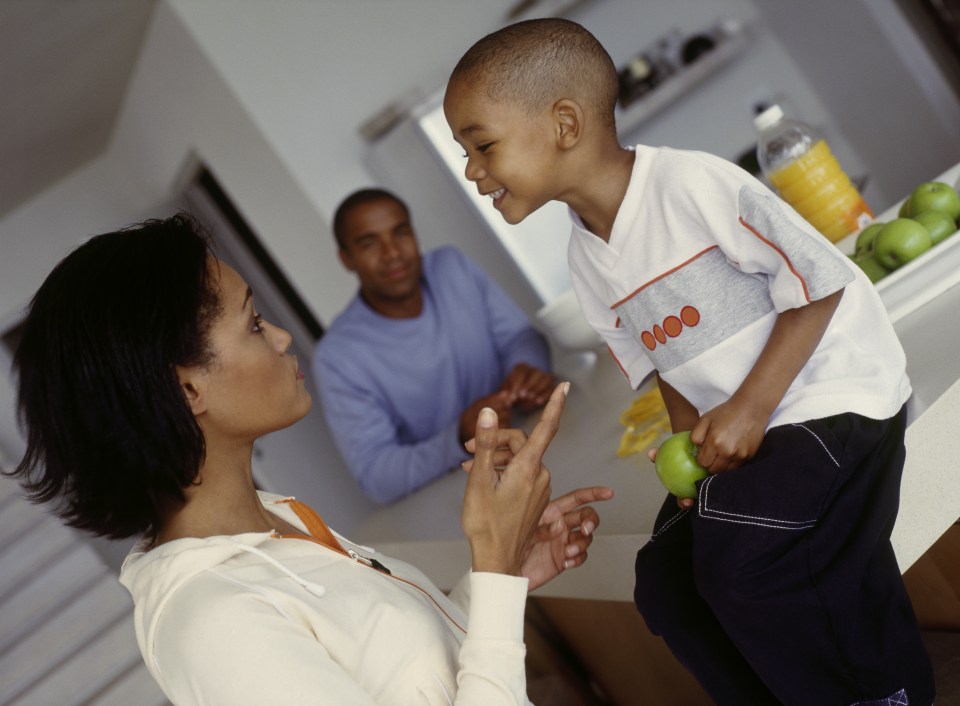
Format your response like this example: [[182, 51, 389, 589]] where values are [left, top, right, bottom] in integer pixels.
[[444, 78, 563, 225]]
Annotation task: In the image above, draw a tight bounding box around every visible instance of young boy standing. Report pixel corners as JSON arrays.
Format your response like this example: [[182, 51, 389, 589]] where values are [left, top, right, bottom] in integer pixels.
[[445, 18, 935, 706]]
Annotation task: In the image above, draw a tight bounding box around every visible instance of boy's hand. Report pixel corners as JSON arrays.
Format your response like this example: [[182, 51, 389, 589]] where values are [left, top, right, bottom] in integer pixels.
[[690, 396, 769, 474]]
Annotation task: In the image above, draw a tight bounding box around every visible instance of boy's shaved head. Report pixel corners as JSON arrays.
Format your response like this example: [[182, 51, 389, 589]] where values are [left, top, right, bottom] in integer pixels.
[[450, 18, 619, 133]]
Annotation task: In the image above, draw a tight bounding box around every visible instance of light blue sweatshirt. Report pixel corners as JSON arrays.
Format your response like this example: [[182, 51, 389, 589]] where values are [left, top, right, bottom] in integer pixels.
[[312, 247, 550, 503]]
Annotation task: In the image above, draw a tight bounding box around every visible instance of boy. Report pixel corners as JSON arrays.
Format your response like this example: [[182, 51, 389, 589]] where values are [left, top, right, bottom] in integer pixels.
[[444, 18, 934, 706]]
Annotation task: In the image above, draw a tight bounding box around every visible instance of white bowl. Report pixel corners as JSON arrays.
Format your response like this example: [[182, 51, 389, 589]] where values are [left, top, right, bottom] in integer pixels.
[[537, 288, 603, 351]]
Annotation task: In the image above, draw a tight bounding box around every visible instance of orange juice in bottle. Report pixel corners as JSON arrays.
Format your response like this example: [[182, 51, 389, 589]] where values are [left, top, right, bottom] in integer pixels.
[[755, 105, 872, 243]]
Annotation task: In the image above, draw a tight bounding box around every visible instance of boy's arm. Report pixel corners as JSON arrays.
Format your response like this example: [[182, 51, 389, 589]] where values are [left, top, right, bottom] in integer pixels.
[[656, 374, 700, 433], [692, 289, 844, 474]]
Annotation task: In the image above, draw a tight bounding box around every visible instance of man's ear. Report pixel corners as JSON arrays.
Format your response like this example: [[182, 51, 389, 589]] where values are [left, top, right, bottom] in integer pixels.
[[338, 247, 356, 273], [176, 366, 208, 416], [553, 98, 584, 149]]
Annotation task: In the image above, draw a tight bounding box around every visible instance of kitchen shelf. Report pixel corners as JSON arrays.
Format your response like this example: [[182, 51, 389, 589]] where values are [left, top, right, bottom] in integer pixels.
[[616, 22, 753, 138]]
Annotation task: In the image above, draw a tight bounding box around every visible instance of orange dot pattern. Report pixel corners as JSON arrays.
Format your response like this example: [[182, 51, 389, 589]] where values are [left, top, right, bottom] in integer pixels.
[[641, 306, 701, 351]]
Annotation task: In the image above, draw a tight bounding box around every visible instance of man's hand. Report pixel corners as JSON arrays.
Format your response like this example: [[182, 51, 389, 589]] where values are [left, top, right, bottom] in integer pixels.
[[500, 363, 555, 412], [459, 391, 512, 444]]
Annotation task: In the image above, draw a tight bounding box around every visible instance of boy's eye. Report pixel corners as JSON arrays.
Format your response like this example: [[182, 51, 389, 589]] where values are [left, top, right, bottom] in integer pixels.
[[253, 313, 265, 333], [461, 143, 493, 158]]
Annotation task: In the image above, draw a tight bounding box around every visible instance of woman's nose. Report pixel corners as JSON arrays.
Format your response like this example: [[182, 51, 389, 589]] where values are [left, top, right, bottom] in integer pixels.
[[270, 322, 293, 354]]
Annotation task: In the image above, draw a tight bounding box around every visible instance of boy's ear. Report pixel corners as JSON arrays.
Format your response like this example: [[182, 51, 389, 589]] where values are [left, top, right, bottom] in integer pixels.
[[176, 366, 208, 416], [553, 98, 584, 149]]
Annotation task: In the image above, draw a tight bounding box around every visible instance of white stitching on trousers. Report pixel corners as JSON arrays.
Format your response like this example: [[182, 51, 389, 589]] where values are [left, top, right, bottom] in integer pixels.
[[849, 687, 909, 705], [651, 508, 688, 539], [698, 475, 817, 529], [791, 423, 840, 467]]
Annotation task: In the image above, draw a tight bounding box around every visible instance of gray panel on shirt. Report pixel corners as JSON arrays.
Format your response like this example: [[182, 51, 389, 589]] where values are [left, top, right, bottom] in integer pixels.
[[614, 247, 774, 373], [738, 187, 854, 301]]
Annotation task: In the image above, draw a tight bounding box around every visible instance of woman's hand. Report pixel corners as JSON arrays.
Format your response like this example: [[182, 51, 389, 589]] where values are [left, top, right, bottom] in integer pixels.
[[517, 486, 613, 590], [462, 383, 614, 587], [460, 383, 565, 577]]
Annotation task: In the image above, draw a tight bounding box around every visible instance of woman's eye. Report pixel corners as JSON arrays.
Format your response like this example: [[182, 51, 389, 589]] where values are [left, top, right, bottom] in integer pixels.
[[477, 143, 492, 154]]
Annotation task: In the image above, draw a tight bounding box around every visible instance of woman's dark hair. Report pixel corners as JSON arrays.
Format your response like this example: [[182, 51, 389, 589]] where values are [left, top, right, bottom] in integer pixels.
[[8, 213, 221, 539]]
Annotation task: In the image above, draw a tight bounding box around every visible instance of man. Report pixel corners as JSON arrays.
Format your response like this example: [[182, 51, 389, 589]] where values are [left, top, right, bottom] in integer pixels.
[[313, 188, 553, 503]]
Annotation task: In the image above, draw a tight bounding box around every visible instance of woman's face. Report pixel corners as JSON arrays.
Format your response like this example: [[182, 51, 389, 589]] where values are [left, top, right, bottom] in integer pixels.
[[189, 258, 312, 441]]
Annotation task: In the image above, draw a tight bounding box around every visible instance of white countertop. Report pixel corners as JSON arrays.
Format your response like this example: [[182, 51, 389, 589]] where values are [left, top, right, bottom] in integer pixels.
[[350, 164, 960, 601]]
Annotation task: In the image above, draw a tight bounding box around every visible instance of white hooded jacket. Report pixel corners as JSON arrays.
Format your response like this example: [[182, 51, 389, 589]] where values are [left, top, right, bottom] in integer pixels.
[[119, 492, 532, 705]]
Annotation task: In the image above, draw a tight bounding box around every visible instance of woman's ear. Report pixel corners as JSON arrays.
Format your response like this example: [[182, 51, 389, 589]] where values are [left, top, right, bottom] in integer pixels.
[[176, 366, 208, 416], [553, 98, 584, 149]]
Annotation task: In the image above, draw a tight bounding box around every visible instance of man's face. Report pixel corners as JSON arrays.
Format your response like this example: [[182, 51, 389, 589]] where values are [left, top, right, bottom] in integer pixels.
[[444, 77, 561, 225], [338, 198, 423, 315]]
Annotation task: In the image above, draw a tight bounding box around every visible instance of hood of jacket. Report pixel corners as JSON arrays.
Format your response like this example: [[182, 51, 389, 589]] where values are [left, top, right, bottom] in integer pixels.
[[118, 492, 323, 671]]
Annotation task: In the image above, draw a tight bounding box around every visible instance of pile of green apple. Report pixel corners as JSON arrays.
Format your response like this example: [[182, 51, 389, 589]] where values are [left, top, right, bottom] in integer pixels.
[[851, 181, 960, 283]]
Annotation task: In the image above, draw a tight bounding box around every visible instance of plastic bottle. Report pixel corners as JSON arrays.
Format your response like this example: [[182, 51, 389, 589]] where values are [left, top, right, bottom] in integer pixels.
[[754, 105, 873, 243]]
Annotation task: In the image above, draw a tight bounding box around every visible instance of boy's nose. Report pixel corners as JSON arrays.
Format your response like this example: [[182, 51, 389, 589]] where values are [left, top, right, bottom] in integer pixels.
[[463, 157, 485, 183]]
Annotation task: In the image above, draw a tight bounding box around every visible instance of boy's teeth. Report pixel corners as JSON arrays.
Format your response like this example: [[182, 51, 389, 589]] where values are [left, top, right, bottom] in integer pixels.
[[491, 188, 505, 199]]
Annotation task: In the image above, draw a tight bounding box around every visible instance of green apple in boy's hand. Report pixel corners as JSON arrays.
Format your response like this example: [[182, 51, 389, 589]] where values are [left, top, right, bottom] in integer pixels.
[[873, 219, 932, 270], [654, 431, 708, 498], [906, 181, 960, 222], [912, 210, 957, 245]]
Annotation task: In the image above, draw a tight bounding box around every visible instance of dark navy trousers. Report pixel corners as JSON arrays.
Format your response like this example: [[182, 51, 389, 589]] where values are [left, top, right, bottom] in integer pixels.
[[634, 407, 935, 706]]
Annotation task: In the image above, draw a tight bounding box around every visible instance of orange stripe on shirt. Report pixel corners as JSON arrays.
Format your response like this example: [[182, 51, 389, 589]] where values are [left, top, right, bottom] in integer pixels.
[[610, 246, 719, 310], [607, 345, 630, 380], [738, 216, 811, 302]]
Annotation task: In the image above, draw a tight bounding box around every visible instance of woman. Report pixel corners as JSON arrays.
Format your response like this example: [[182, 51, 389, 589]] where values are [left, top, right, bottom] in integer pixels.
[[10, 213, 612, 705]]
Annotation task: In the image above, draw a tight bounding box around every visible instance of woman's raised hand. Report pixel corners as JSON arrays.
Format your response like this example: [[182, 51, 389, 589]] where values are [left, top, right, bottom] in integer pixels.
[[461, 383, 613, 586]]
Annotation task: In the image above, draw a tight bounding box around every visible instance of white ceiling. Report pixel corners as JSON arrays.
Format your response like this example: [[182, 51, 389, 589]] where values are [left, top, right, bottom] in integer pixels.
[[0, 0, 157, 218]]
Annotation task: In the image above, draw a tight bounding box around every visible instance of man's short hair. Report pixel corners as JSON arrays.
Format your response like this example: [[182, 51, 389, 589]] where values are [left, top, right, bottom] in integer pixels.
[[332, 188, 410, 250], [450, 18, 619, 133]]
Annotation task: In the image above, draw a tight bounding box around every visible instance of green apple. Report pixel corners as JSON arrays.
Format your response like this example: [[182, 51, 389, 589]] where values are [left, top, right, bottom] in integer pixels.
[[850, 252, 890, 283], [898, 199, 911, 218], [906, 181, 960, 222], [855, 222, 885, 255], [654, 431, 708, 498], [912, 210, 957, 245], [873, 218, 933, 270]]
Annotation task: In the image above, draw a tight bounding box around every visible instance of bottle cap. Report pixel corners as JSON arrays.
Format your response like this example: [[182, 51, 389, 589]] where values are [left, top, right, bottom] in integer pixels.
[[753, 104, 783, 132]]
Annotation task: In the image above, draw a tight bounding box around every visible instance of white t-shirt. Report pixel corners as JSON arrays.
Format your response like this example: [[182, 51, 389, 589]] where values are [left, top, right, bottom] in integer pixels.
[[567, 145, 910, 429]]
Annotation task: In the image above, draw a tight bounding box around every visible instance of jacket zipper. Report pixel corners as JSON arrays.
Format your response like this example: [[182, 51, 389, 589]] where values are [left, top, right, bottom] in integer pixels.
[[346, 548, 392, 575]]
